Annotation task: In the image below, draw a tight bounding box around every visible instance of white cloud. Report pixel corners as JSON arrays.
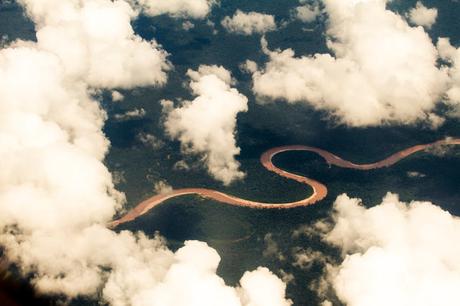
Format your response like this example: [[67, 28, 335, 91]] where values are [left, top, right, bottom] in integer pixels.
[[263, 233, 285, 261], [0, 47, 119, 230], [130, 240, 241, 306], [206, 20, 219, 35], [406, 171, 426, 178], [278, 269, 295, 284], [110, 240, 292, 306], [293, 249, 326, 270], [137, 132, 164, 149], [114, 108, 147, 121], [240, 60, 259, 74], [294, 3, 320, 23], [112, 90, 125, 102], [238, 267, 293, 306], [252, 0, 449, 127], [20, 0, 171, 89], [437, 38, 460, 108], [112, 170, 127, 185], [182, 20, 195, 31], [163, 65, 248, 185], [408, 1, 438, 29], [153, 180, 173, 194], [174, 160, 191, 171], [222, 10, 277, 35], [322, 193, 460, 306], [0, 1, 289, 306], [131, 0, 216, 19]]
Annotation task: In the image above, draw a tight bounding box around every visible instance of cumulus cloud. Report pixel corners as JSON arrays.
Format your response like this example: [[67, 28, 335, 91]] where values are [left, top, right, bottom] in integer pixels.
[[437, 38, 460, 109], [153, 180, 173, 194], [113, 170, 127, 185], [137, 132, 165, 149], [238, 267, 292, 306], [163, 65, 248, 185], [239, 60, 258, 74], [278, 269, 295, 284], [112, 90, 125, 102], [174, 160, 191, 171], [0, 1, 289, 305], [222, 10, 277, 35], [0, 40, 150, 304], [182, 20, 195, 31], [252, 0, 449, 127], [131, 0, 216, 19], [263, 233, 285, 261], [320, 193, 460, 306], [114, 108, 147, 121], [406, 171, 426, 178], [292, 248, 326, 270], [294, 2, 320, 23], [114, 241, 292, 306], [408, 1, 438, 29], [20, 0, 171, 89]]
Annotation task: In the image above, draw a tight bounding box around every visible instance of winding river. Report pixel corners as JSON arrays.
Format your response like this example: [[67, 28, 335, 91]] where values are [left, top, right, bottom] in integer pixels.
[[110, 138, 460, 227]]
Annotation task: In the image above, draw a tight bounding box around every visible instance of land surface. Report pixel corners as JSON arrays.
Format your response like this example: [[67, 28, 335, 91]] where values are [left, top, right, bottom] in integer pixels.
[[111, 138, 460, 227]]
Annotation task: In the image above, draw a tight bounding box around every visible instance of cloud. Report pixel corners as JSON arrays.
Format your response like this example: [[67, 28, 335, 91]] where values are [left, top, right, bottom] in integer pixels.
[[131, 0, 217, 19], [20, 0, 171, 89], [112, 170, 127, 185], [252, 0, 449, 127], [294, 2, 321, 23], [137, 132, 165, 149], [182, 20, 195, 31], [408, 1, 438, 29], [238, 267, 293, 306], [109, 241, 292, 306], [240, 60, 259, 74], [437, 38, 460, 109], [112, 90, 125, 102], [114, 108, 147, 121], [0, 1, 289, 305], [278, 269, 295, 284], [321, 193, 460, 306], [263, 233, 285, 261], [153, 180, 173, 194], [292, 248, 326, 270], [163, 65, 248, 185], [222, 10, 277, 35], [406, 171, 426, 178], [0, 45, 119, 229], [174, 160, 191, 171]]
